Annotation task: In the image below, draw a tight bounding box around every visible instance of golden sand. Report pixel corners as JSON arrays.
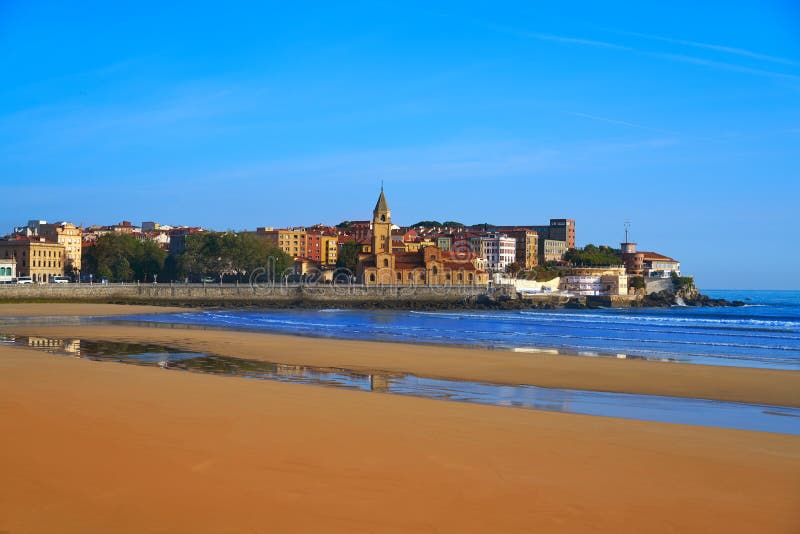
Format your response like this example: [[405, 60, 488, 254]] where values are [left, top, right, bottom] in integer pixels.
[[1, 304, 799, 533]]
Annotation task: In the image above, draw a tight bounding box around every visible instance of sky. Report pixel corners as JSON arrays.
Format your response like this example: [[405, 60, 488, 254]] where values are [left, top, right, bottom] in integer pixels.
[[1, 1, 799, 289]]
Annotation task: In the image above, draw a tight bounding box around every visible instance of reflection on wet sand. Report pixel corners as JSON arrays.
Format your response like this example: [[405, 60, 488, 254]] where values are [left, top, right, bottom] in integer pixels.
[[2, 333, 799, 435]]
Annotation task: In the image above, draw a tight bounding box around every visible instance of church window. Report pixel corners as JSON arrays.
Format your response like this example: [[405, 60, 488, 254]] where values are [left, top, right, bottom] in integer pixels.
[[369, 273, 375, 282], [383, 258, 389, 267]]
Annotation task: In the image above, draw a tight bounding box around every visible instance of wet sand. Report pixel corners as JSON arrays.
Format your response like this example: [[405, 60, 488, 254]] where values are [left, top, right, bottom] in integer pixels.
[[4, 322, 799, 407], [1, 345, 798, 534]]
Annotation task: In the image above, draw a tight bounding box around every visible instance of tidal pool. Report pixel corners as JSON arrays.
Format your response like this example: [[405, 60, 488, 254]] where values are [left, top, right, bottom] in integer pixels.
[[3, 333, 799, 435]]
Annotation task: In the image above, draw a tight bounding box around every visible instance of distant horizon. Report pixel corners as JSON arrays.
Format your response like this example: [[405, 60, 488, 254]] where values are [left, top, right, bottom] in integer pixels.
[[2, 1, 798, 290]]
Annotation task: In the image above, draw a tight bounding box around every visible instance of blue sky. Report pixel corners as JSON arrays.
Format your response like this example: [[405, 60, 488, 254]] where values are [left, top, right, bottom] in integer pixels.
[[1, 1, 799, 289]]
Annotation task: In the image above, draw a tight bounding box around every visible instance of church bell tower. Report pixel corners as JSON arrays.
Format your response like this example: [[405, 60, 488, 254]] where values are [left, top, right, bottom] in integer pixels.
[[372, 186, 393, 266]]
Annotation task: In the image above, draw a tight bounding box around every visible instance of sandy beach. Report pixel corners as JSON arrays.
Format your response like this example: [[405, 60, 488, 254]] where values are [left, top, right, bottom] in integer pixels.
[[4, 321, 800, 407], [1, 304, 799, 533]]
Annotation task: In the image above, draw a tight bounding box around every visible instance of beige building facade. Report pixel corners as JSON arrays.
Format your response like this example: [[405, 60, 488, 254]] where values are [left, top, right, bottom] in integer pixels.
[[256, 228, 307, 259], [0, 238, 67, 282], [40, 221, 82, 272], [504, 229, 539, 268]]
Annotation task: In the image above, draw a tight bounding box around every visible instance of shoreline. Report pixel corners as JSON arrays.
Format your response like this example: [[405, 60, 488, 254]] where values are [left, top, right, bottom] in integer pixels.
[[3, 321, 799, 407]]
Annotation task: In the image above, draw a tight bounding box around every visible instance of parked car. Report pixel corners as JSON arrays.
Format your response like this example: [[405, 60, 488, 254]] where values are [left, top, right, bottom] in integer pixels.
[[201, 276, 216, 283], [15, 276, 33, 284], [50, 276, 70, 284]]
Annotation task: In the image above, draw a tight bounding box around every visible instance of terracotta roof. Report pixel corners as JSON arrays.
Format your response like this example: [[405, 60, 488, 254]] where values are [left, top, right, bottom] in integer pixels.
[[392, 251, 425, 262], [640, 251, 678, 262], [443, 261, 477, 271], [396, 262, 424, 269], [441, 250, 479, 261]]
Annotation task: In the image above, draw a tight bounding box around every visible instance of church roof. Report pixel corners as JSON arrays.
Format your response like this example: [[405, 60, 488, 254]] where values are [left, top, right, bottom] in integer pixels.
[[373, 188, 389, 214]]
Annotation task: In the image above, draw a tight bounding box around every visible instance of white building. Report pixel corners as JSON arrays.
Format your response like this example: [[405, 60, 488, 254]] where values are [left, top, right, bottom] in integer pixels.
[[559, 267, 628, 296], [0, 259, 16, 283], [474, 233, 516, 273], [13, 220, 47, 237]]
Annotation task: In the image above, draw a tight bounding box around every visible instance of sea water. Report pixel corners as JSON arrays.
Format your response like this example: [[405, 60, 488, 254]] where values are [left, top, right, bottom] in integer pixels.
[[114, 290, 800, 370]]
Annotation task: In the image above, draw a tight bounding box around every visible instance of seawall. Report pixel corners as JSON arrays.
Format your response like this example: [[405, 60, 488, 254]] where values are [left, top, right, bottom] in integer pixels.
[[0, 283, 516, 309]]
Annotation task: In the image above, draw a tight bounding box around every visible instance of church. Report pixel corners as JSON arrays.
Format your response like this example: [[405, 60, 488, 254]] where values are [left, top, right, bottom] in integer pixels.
[[356, 188, 489, 286]]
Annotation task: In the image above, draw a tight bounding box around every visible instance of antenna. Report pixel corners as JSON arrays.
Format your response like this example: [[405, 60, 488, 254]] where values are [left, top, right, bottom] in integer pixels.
[[624, 220, 631, 243]]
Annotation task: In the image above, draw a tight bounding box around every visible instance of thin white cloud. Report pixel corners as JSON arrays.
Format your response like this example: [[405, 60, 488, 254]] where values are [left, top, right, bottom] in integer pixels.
[[485, 23, 799, 81], [489, 24, 632, 51], [611, 29, 799, 66], [565, 111, 677, 134], [649, 51, 800, 81]]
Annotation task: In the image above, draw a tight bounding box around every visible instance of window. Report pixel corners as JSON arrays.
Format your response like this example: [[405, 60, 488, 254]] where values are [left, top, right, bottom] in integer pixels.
[[383, 258, 389, 267], [369, 273, 375, 282]]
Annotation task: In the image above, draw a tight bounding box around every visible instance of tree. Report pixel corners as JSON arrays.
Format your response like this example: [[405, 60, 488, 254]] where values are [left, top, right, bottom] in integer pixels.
[[441, 221, 464, 227], [83, 233, 167, 282], [505, 261, 523, 277], [179, 232, 292, 281], [411, 220, 443, 228], [628, 276, 645, 290], [564, 244, 622, 267], [336, 242, 360, 272]]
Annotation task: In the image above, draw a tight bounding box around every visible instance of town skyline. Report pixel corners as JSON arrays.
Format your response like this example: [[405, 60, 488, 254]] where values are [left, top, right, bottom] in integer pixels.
[[3, 1, 799, 289]]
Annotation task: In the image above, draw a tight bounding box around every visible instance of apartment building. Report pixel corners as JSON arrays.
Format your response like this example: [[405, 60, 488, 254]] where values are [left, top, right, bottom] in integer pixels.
[[469, 233, 516, 272], [502, 228, 539, 268], [539, 238, 568, 264], [0, 237, 66, 282], [40, 221, 82, 272], [256, 228, 308, 259], [531, 219, 575, 249]]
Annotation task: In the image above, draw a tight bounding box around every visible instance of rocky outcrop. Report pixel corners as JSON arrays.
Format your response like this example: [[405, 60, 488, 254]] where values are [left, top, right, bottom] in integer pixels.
[[639, 288, 744, 308]]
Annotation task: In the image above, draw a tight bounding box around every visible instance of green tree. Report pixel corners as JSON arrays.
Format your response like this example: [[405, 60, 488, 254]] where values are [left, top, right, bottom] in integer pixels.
[[564, 244, 622, 267], [336, 241, 360, 272], [178, 232, 291, 282], [505, 261, 523, 277], [628, 276, 645, 290], [83, 233, 166, 282]]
